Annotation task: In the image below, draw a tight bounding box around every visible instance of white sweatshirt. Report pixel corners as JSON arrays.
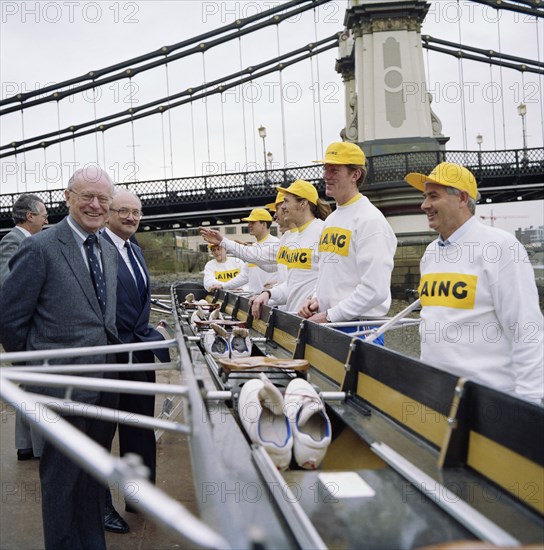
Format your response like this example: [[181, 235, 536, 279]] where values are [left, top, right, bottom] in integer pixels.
[[418, 217, 544, 402], [221, 233, 279, 292], [203, 256, 247, 291], [270, 218, 323, 313], [315, 194, 397, 321]]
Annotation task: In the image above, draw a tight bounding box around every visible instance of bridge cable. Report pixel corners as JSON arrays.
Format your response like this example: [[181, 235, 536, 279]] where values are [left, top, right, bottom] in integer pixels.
[[0, 42, 339, 159], [160, 109, 168, 180], [538, 21, 544, 146], [0, 0, 331, 109], [456, 0, 468, 152], [250, 78, 258, 168], [489, 63, 498, 150], [56, 102, 64, 185], [0, 0, 333, 116], [238, 37, 249, 168], [220, 91, 227, 170], [128, 76, 138, 180], [43, 147, 48, 191], [189, 95, 197, 175], [313, 7, 325, 158], [421, 36, 544, 73], [497, 17, 507, 150], [0, 35, 335, 154], [309, 57, 320, 161], [164, 63, 175, 178], [92, 89, 100, 162], [5, 34, 536, 156], [101, 131, 107, 177], [276, 25, 288, 166], [201, 53, 211, 167], [467, 0, 544, 18]]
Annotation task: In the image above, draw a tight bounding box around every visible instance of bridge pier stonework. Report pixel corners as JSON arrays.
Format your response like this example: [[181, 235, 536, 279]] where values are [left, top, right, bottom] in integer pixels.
[[338, 0, 449, 157]]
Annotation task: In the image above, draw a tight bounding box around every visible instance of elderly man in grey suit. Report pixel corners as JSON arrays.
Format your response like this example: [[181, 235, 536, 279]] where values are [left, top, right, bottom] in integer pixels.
[[0, 193, 48, 287], [0, 166, 119, 550], [0, 193, 49, 460]]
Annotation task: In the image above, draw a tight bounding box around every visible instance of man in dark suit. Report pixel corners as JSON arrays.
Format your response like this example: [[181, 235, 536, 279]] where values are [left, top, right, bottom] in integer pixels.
[[102, 189, 169, 512], [0, 193, 49, 460], [0, 166, 118, 550], [0, 193, 48, 287]]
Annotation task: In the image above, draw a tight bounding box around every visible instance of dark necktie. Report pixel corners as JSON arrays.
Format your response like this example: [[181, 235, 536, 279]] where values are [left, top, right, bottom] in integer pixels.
[[84, 234, 107, 313], [125, 242, 147, 303]]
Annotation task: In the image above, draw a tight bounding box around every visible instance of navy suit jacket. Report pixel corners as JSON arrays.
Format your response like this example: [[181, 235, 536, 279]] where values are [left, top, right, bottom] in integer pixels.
[[101, 232, 169, 363]]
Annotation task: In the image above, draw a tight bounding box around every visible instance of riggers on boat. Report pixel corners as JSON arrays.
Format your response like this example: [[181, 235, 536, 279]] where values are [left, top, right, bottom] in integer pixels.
[[172, 281, 544, 549], [1, 281, 542, 549]]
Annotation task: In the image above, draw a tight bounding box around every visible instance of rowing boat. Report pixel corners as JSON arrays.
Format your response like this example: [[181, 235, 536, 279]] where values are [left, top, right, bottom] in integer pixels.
[[173, 282, 544, 549], [1, 281, 542, 549]]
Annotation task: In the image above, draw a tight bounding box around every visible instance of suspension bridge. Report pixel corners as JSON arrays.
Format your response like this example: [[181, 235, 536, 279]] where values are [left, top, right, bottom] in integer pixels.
[[1, 0, 543, 232]]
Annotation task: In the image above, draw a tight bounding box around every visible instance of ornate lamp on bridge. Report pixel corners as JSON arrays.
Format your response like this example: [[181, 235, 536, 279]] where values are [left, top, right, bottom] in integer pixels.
[[517, 103, 528, 163], [258, 125, 268, 180], [476, 133, 483, 171]]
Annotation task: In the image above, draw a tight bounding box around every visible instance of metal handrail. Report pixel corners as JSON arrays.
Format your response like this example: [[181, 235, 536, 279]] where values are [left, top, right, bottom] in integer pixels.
[[0, 333, 234, 548]]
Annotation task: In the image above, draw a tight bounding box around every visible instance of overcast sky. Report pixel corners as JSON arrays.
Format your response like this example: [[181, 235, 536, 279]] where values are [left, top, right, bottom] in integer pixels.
[[1, 0, 542, 233]]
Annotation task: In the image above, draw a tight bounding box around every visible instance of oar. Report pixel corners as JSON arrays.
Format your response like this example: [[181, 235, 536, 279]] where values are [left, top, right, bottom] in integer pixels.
[[364, 299, 421, 343]]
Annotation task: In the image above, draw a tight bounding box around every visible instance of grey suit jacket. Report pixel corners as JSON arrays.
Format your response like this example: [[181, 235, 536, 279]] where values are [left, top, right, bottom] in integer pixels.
[[0, 226, 26, 287], [0, 217, 118, 403]]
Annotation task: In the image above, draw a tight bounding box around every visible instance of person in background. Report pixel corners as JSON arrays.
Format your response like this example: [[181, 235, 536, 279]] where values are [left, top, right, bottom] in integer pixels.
[[102, 189, 171, 531], [0, 165, 119, 550], [200, 208, 279, 293], [0, 193, 49, 461], [203, 242, 248, 291], [299, 142, 397, 345], [251, 180, 331, 318], [0, 193, 48, 288], [404, 162, 543, 403]]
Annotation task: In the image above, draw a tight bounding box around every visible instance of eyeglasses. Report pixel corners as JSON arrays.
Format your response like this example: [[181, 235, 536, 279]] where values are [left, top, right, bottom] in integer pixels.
[[109, 207, 143, 219], [69, 189, 112, 205]]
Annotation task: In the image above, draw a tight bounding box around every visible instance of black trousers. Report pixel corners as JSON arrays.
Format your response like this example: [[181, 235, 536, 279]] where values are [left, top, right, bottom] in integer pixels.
[[40, 389, 118, 550]]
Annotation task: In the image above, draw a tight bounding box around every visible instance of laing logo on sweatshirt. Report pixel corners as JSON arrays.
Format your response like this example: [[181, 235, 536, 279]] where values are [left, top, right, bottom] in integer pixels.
[[214, 269, 241, 281], [318, 227, 351, 257], [418, 273, 478, 309], [277, 246, 312, 270]]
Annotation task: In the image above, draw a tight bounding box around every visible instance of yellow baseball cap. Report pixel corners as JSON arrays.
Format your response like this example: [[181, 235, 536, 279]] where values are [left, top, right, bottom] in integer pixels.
[[314, 142, 366, 165], [405, 162, 478, 200], [277, 179, 318, 205], [208, 243, 220, 249], [265, 191, 285, 212], [241, 208, 273, 222]]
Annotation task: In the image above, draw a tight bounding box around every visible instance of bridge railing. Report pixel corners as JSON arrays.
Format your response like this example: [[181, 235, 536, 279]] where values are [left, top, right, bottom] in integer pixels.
[[1, 148, 542, 227], [367, 147, 544, 185]]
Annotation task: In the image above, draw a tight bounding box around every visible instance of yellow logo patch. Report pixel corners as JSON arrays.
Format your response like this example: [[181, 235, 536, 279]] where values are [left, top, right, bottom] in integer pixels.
[[277, 247, 312, 270], [418, 273, 478, 309], [215, 268, 241, 281], [318, 227, 351, 257]]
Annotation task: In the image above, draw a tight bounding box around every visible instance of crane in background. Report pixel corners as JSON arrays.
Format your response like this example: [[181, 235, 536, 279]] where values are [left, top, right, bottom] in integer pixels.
[[479, 209, 528, 227]]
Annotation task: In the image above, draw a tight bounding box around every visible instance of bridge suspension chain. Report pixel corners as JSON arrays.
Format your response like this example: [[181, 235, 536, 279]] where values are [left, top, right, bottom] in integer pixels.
[[0, 38, 339, 159], [0, 0, 332, 110]]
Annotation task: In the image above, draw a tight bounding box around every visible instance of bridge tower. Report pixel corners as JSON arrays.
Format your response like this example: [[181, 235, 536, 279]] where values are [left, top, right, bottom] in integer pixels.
[[338, 0, 448, 156]]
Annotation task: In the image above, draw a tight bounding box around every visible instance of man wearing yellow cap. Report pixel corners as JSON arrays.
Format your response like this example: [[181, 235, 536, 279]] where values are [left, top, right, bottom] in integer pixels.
[[200, 208, 279, 293], [405, 162, 543, 402], [251, 180, 331, 317], [265, 191, 296, 293], [203, 243, 248, 292], [299, 142, 397, 340]]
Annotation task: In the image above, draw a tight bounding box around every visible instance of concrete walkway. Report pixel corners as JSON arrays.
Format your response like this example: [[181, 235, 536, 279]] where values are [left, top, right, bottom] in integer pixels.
[[0, 381, 198, 549]]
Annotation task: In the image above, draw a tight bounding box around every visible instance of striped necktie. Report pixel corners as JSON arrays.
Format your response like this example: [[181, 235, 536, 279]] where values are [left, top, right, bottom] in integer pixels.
[[84, 234, 106, 313]]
